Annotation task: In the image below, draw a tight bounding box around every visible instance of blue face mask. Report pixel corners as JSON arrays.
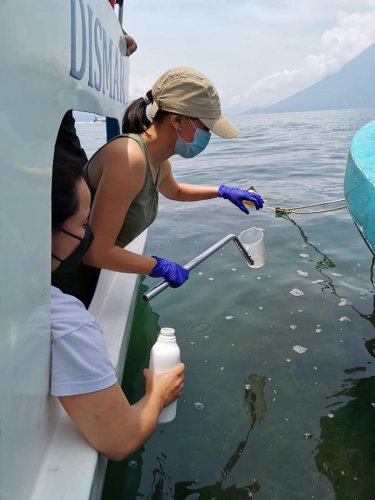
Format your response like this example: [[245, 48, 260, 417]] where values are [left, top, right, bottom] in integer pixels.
[[175, 118, 211, 158]]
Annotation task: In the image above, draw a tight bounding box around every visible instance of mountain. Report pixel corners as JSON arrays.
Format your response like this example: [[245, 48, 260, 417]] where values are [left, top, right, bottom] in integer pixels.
[[246, 43, 375, 114]]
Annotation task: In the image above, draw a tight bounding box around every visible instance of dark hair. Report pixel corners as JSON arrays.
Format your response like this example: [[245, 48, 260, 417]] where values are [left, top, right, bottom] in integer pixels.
[[52, 162, 83, 232], [122, 89, 171, 134]]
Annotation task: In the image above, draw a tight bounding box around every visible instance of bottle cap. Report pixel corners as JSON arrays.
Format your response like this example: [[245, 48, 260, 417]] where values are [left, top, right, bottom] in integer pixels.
[[160, 327, 175, 336]]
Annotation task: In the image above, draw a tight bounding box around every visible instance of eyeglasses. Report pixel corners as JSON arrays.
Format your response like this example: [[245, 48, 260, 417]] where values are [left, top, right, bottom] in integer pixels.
[[186, 117, 209, 133]]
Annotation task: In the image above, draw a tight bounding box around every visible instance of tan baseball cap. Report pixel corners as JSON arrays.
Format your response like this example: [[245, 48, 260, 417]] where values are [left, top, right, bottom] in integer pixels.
[[148, 67, 239, 139]]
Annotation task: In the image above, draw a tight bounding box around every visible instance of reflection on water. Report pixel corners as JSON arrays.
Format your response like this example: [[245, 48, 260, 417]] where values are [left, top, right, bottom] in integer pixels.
[[280, 212, 375, 328], [280, 216, 375, 498], [365, 339, 375, 358], [146, 455, 261, 499], [127, 375, 267, 499], [315, 374, 375, 500]]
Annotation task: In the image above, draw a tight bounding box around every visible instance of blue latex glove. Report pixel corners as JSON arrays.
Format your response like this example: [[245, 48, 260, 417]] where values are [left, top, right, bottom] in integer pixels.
[[149, 256, 189, 288], [218, 184, 264, 214]]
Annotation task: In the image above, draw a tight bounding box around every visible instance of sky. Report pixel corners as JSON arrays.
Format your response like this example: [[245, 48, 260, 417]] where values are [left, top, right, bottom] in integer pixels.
[[121, 0, 375, 113]]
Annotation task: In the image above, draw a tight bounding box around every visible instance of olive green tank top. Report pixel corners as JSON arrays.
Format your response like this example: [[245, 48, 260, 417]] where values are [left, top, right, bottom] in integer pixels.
[[84, 133, 159, 247]]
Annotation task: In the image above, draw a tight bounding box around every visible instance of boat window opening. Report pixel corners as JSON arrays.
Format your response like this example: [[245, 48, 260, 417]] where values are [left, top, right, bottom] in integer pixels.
[[72, 110, 108, 161], [53, 111, 119, 171]]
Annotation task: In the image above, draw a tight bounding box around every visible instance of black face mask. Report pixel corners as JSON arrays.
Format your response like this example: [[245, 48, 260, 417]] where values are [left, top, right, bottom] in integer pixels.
[[52, 225, 94, 274]]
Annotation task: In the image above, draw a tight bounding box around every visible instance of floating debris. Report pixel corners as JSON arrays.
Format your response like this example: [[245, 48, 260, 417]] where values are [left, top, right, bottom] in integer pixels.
[[293, 345, 308, 354], [208, 277, 215, 281], [290, 324, 297, 330], [286, 358, 291, 362], [225, 315, 234, 320], [304, 433, 312, 439], [315, 328, 322, 333], [339, 316, 351, 323], [127, 460, 138, 469], [290, 288, 304, 296], [300, 253, 309, 258], [231, 267, 237, 272], [194, 402, 205, 411], [297, 270, 309, 276], [338, 298, 351, 307], [327, 413, 334, 418]]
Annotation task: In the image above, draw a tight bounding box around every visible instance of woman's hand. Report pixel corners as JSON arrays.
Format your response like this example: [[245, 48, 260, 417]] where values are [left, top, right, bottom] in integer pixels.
[[59, 364, 185, 462], [144, 363, 185, 408], [218, 184, 264, 213], [149, 256, 189, 288]]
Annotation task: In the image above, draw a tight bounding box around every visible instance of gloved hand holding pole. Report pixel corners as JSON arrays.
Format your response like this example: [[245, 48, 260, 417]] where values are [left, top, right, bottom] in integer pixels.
[[149, 256, 189, 288]]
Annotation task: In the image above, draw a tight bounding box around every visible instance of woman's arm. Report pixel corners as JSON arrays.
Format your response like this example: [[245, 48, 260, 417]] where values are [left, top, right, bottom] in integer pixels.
[[158, 161, 219, 201], [83, 138, 157, 274], [59, 363, 184, 461], [159, 162, 264, 211]]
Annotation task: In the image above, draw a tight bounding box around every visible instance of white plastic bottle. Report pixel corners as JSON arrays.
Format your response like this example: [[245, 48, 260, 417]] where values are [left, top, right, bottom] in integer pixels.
[[149, 327, 181, 424]]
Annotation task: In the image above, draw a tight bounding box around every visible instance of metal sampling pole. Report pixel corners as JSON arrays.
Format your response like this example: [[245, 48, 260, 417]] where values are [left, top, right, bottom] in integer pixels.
[[142, 234, 254, 303]]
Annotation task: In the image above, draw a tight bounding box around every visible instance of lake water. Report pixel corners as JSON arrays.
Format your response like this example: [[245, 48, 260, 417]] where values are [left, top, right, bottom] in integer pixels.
[[79, 109, 375, 500]]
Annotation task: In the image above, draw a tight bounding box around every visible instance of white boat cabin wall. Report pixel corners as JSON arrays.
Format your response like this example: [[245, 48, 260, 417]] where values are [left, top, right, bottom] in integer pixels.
[[0, 1, 143, 499]]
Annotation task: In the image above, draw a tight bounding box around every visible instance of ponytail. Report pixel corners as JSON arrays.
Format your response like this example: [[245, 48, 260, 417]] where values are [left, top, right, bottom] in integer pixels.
[[122, 89, 153, 133]]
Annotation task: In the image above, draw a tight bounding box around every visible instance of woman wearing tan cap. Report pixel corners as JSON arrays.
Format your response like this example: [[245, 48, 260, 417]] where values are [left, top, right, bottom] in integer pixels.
[[53, 67, 263, 307]]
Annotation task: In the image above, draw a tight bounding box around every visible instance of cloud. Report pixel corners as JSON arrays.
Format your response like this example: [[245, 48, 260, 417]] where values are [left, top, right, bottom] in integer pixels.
[[128, 76, 155, 102], [231, 9, 375, 109]]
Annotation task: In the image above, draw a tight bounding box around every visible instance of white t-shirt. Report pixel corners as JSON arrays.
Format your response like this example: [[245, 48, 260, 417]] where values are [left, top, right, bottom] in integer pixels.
[[51, 286, 117, 396]]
